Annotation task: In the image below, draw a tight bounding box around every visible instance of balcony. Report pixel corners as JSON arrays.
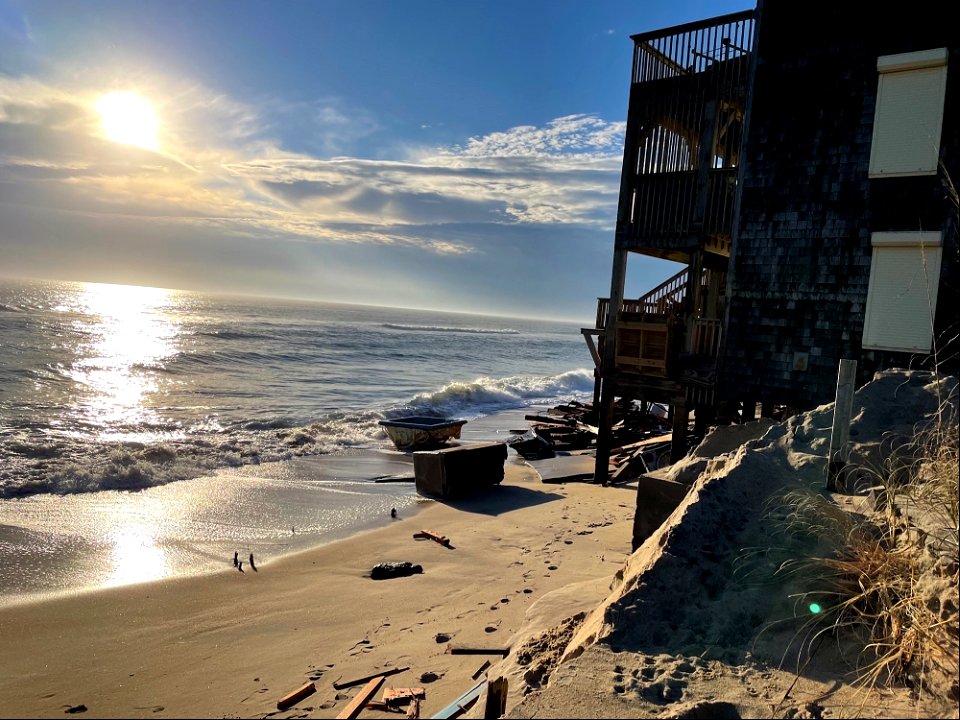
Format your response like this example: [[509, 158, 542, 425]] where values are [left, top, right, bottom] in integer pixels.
[[616, 10, 755, 258]]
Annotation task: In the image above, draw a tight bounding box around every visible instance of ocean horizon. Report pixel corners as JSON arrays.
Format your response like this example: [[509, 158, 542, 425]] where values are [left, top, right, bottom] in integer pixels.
[[0, 277, 592, 603]]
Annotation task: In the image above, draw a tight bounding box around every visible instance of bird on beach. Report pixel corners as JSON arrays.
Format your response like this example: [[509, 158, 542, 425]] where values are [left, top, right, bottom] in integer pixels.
[[237, 560, 244, 573], [249, 553, 257, 572], [390, 508, 397, 519], [233, 551, 239, 568]]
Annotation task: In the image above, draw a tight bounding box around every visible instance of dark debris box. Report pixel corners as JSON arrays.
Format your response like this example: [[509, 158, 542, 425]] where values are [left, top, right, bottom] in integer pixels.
[[413, 442, 507, 499]]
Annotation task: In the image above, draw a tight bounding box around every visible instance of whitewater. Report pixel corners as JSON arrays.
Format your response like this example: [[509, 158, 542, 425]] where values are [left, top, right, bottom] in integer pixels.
[[0, 278, 593, 601]]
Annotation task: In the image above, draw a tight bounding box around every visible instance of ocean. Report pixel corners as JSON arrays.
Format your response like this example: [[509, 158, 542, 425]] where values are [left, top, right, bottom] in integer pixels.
[[0, 278, 592, 602]]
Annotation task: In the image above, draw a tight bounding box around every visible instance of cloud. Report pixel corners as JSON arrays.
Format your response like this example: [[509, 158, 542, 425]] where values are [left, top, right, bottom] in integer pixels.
[[1, 74, 625, 259]]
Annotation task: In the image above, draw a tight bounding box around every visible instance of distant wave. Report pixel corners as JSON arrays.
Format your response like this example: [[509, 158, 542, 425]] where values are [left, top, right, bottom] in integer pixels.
[[0, 303, 23, 312], [382, 323, 519, 335]]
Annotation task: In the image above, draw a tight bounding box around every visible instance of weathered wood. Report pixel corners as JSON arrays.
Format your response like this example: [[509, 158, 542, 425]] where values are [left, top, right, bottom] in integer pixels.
[[333, 666, 409, 690], [406, 698, 421, 719], [336, 675, 386, 720], [471, 660, 492, 680], [277, 681, 316, 711], [483, 677, 508, 719], [383, 688, 425, 703], [413, 529, 452, 548], [445, 646, 510, 657], [827, 358, 857, 491], [524, 414, 576, 426]]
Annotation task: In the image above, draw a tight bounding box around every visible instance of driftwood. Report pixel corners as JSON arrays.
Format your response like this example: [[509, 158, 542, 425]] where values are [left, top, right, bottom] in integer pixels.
[[333, 666, 409, 690], [336, 675, 385, 719], [413, 529, 453, 548], [277, 681, 316, 710], [406, 698, 421, 719]]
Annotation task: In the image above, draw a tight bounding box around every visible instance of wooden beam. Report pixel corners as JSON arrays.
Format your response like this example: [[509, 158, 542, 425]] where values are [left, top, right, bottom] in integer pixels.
[[336, 676, 386, 720], [277, 681, 316, 711], [581, 328, 602, 368], [445, 646, 510, 657], [334, 666, 409, 690]]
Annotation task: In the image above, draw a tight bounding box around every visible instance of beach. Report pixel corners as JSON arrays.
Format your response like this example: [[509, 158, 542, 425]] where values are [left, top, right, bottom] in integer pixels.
[[0, 459, 638, 718]]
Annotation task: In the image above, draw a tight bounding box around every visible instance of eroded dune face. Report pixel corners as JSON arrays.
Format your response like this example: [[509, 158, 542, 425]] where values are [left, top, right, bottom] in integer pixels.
[[503, 369, 957, 720]]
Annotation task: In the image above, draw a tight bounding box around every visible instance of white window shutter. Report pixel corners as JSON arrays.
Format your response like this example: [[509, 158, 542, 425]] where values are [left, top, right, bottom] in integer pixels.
[[862, 233, 943, 352], [869, 50, 948, 178]]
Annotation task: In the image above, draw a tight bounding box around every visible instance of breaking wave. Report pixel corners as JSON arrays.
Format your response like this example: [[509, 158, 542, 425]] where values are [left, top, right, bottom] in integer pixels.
[[0, 368, 592, 498]]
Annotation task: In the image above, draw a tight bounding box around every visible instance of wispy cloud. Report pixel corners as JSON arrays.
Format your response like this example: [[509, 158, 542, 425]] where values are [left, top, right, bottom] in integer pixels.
[[1, 74, 625, 257]]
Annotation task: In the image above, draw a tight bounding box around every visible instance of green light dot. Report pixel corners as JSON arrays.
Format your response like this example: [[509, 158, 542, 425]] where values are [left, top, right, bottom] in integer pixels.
[[809, 603, 822, 614]]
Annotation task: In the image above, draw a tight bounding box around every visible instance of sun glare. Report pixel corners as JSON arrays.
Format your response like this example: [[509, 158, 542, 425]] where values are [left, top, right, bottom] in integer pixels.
[[96, 92, 159, 150]]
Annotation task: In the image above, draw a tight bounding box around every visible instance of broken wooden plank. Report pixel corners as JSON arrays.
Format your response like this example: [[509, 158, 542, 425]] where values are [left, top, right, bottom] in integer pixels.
[[483, 677, 508, 719], [333, 666, 409, 690], [365, 700, 400, 713], [336, 675, 386, 720], [382, 687, 426, 703], [524, 414, 575, 426], [412, 529, 452, 548], [406, 698, 421, 719], [277, 681, 316, 711], [445, 646, 510, 657], [432, 679, 485, 720], [470, 660, 491, 680]]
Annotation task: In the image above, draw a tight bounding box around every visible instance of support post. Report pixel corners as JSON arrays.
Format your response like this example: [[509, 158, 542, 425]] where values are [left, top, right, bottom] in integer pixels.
[[670, 402, 689, 463], [594, 247, 629, 485], [827, 359, 857, 491]]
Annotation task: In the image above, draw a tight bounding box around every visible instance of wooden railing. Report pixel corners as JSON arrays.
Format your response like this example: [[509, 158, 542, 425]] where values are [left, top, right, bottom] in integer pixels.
[[595, 268, 688, 329], [691, 318, 723, 357]]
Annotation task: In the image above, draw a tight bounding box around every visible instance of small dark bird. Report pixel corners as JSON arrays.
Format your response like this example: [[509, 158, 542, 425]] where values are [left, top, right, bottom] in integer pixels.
[[390, 508, 397, 519], [249, 553, 257, 572], [238, 560, 244, 573], [233, 551, 239, 568]]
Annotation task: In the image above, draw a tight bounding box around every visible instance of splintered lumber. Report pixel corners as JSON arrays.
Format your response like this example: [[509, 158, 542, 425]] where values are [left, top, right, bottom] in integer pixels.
[[383, 687, 426, 704], [413, 529, 452, 548], [432, 679, 486, 719], [471, 660, 491, 680], [483, 677, 508, 719], [524, 414, 575, 426], [336, 675, 386, 720], [333, 666, 409, 690], [406, 698, 421, 719], [277, 681, 316, 710], [445, 645, 510, 657]]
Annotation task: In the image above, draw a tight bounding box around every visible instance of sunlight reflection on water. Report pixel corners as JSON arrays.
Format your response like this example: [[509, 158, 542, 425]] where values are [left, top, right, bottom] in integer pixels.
[[62, 282, 182, 438]]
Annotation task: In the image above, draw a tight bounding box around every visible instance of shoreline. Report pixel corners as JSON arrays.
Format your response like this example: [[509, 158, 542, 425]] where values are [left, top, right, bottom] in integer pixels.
[[0, 406, 548, 608], [0, 461, 638, 718]]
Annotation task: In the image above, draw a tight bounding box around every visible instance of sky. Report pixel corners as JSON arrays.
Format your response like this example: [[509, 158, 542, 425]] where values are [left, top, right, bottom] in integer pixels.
[[0, 0, 749, 321]]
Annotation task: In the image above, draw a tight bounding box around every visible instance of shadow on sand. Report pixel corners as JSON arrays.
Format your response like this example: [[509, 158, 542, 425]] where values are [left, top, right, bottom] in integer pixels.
[[439, 484, 565, 517]]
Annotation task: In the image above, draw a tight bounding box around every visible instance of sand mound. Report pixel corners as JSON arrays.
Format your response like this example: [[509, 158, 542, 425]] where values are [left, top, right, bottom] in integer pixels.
[[505, 369, 958, 719]]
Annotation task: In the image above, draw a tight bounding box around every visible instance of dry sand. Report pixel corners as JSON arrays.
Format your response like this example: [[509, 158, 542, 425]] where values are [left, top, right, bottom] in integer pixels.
[[2, 370, 957, 720]]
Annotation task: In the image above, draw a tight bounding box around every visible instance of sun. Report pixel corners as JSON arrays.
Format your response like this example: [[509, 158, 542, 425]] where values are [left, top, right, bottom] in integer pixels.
[[96, 92, 159, 150]]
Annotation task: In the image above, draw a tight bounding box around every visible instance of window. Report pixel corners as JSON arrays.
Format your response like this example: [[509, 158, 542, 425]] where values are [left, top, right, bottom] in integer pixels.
[[862, 232, 943, 353], [869, 48, 948, 178]]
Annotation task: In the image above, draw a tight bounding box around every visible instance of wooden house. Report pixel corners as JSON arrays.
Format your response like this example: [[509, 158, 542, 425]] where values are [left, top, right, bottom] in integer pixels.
[[587, 1, 958, 481]]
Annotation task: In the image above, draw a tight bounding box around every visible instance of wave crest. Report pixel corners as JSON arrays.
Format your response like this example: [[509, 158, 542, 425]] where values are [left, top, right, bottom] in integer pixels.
[[382, 323, 519, 335]]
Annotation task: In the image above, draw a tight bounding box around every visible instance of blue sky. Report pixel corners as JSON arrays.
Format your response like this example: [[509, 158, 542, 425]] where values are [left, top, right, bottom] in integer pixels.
[[0, 0, 748, 320]]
